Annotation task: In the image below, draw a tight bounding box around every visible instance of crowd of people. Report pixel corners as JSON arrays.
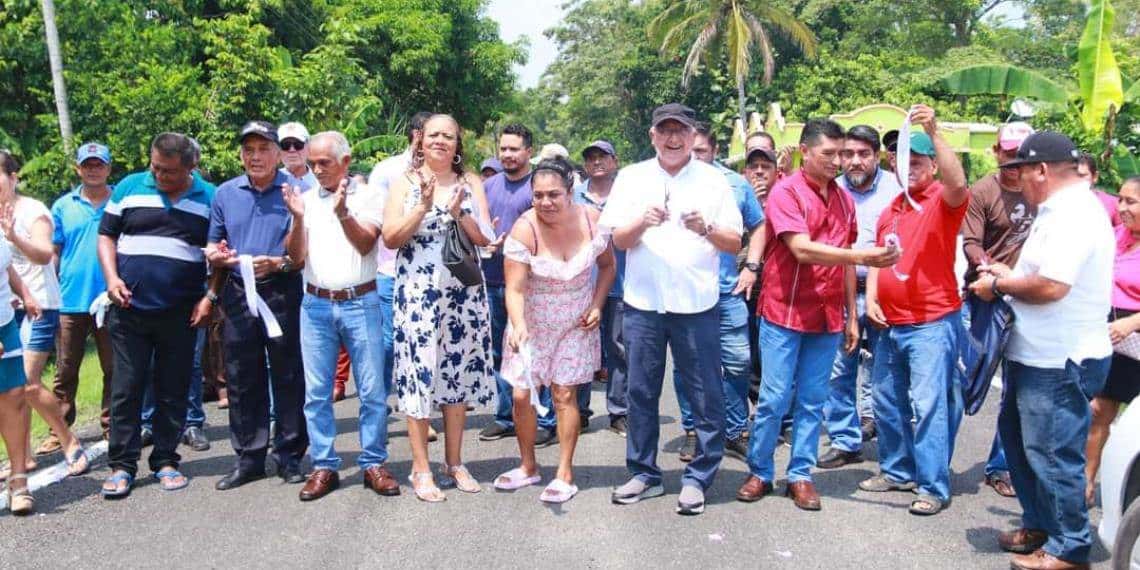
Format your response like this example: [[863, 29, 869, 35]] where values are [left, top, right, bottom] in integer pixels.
[[0, 100, 1136, 570]]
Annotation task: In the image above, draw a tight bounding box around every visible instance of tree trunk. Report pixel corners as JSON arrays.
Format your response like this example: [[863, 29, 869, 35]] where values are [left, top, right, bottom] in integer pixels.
[[41, 0, 73, 156]]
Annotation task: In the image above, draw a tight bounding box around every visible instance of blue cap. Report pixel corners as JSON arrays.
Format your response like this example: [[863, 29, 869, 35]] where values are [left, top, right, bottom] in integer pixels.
[[76, 142, 111, 164], [480, 157, 503, 173], [582, 140, 616, 158], [909, 132, 936, 157]]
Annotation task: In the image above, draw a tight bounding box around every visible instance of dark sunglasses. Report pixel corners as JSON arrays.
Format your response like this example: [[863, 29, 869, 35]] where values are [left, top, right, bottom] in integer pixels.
[[281, 140, 305, 151]]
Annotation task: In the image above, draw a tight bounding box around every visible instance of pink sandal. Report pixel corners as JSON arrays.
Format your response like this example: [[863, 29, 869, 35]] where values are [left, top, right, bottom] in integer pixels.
[[539, 479, 579, 504], [494, 467, 542, 491]]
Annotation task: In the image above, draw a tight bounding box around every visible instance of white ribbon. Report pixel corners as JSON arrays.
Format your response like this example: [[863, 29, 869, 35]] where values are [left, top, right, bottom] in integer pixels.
[[517, 343, 550, 416], [88, 292, 112, 329], [238, 255, 283, 338], [895, 115, 924, 213]]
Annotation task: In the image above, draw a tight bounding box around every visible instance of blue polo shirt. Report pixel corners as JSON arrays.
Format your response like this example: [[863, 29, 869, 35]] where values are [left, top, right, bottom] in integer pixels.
[[208, 171, 296, 259], [574, 181, 624, 299], [99, 171, 216, 312], [52, 186, 111, 313], [715, 162, 764, 295]]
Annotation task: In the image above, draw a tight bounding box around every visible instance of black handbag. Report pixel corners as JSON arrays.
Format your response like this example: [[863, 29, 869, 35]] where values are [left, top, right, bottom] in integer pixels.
[[442, 216, 484, 287]]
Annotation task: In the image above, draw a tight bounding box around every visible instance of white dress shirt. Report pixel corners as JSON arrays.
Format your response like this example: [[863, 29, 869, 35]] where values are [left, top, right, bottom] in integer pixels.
[[367, 149, 412, 278], [301, 180, 384, 290]]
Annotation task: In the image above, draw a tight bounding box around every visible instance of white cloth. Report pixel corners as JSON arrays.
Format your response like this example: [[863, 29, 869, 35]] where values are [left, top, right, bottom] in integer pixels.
[[368, 149, 412, 277], [5, 196, 61, 309], [238, 255, 282, 338], [598, 157, 742, 314], [1007, 181, 1115, 368], [301, 180, 384, 290], [0, 240, 14, 327], [88, 292, 111, 329]]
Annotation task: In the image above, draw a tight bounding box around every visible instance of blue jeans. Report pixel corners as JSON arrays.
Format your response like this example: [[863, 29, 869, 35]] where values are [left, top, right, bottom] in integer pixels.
[[142, 327, 206, 431], [489, 285, 555, 430], [675, 294, 751, 439], [1001, 357, 1109, 564], [824, 294, 879, 453], [871, 311, 964, 502], [300, 290, 390, 470], [625, 306, 724, 490], [581, 296, 628, 421], [747, 319, 841, 483], [377, 274, 395, 394]]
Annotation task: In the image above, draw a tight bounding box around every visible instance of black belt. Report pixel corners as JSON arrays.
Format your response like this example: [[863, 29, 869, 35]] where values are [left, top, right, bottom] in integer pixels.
[[856, 276, 867, 293], [306, 280, 377, 301]]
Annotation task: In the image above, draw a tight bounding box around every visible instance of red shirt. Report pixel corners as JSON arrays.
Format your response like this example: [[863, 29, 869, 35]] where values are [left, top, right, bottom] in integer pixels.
[[760, 169, 857, 333], [874, 181, 969, 325]]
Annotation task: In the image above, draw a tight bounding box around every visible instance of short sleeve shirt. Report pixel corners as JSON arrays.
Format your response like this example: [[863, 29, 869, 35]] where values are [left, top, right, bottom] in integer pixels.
[[208, 171, 296, 258], [759, 170, 856, 333], [716, 163, 764, 295], [367, 151, 412, 278], [837, 168, 903, 278], [51, 187, 110, 313], [574, 180, 624, 298], [1112, 225, 1140, 311], [874, 181, 969, 326], [483, 171, 535, 287], [301, 180, 384, 290], [5, 196, 62, 309]]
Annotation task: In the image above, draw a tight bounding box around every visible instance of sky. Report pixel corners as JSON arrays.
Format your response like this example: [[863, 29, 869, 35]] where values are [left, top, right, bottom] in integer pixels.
[[487, 0, 564, 89]]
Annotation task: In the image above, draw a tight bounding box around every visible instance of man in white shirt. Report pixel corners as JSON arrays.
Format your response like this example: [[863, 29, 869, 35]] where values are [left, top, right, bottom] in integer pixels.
[[601, 103, 743, 516], [968, 132, 1114, 570], [283, 131, 399, 502]]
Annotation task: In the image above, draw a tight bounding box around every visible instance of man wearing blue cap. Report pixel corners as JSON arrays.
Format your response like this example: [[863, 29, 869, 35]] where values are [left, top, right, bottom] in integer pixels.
[[480, 158, 503, 181], [861, 104, 969, 516]]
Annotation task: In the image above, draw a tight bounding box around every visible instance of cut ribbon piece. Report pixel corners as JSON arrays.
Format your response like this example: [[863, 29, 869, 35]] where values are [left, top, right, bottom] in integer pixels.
[[517, 343, 550, 416], [88, 292, 112, 329], [238, 255, 283, 338], [895, 115, 924, 213]]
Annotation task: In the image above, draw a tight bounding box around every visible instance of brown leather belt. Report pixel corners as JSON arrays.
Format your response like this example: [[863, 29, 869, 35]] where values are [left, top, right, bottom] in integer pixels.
[[305, 280, 377, 301]]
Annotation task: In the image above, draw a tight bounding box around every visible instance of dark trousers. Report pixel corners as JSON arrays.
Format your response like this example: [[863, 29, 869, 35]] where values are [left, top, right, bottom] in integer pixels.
[[54, 312, 114, 432], [106, 303, 196, 476], [222, 275, 307, 475]]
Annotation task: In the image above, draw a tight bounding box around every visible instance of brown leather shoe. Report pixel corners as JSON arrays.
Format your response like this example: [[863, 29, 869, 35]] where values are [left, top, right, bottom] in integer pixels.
[[1009, 549, 1089, 569], [785, 480, 821, 511], [998, 528, 1048, 554], [736, 476, 773, 503], [363, 465, 400, 496], [299, 469, 340, 501]]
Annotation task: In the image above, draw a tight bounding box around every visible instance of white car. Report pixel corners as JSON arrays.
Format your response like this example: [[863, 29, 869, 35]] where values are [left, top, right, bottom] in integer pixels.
[[1099, 400, 1140, 569]]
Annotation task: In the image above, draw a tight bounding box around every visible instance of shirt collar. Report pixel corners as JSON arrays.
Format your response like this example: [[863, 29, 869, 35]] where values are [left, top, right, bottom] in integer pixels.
[[1039, 180, 1091, 212], [318, 177, 358, 198], [841, 167, 882, 195], [241, 171, 289, 193], [653, 155, 694, 179]]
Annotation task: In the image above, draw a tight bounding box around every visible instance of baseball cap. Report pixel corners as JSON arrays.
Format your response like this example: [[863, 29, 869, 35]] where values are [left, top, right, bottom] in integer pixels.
[[582, 140, 616, 158], [76, 142, 111, 164], [239, 120, 278, 144], [538, 143, 570, 161], [998, 131, 1080, 168], [651, 103, 697, 129], [909, 132, 936, 157], [277, 122, 310, 144], [997, 121, 1035, 151], [745, 147, 777, 164], [480, 157, 503, 174], [882, 130, 900, 152]]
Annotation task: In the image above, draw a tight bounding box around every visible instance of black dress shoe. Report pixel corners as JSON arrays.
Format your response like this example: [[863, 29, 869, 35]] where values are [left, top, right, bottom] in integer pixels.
[[817, 447, 862, 469], [181, 426, 210, 452], [215, 469, 266, 491]]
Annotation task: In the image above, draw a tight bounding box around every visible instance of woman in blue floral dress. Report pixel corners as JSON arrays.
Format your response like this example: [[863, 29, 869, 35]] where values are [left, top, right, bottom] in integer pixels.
[[382, 114, 495, 502]]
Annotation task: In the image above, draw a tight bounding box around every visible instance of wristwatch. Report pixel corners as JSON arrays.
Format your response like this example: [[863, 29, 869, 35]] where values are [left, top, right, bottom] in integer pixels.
[[743, 262, 761, 273], [279, 255, 294, 273], [205, 291, 219, 303], [700, 223, 714, 237], [991, 276, 1003, 297]]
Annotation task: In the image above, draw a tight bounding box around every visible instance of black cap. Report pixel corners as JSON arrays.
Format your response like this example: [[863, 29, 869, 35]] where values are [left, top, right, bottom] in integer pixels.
[[882, 129, 899, 152], [745, 147, 777, 164], [998, 131, 1080, 168], [582, 140, 616, 158], [239, 120, 278, 144], [651, 103, 697, 129]]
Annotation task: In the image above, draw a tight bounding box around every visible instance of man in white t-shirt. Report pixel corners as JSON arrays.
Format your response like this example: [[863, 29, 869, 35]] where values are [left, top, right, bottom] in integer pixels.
[[600, 103, 743, 516], [968, 132, 1114, 570]]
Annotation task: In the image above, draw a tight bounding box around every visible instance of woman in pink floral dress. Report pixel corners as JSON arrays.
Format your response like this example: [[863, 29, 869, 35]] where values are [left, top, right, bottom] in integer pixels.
[[495, 158, 616, 503]]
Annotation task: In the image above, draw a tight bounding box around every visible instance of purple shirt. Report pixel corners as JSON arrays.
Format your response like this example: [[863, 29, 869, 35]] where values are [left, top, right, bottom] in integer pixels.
[[483, 171, 533, 286]]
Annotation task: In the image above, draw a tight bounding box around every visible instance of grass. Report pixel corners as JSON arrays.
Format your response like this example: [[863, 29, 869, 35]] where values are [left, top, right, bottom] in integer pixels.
[[1, 346, 106, 462]]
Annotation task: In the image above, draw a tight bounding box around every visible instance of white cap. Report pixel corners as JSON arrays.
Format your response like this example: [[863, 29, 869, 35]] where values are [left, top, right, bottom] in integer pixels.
[[538, 143, 570, 161], [278, 122, 310, 143]]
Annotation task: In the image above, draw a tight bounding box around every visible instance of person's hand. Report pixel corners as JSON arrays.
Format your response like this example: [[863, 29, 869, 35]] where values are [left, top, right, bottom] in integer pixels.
[[22, 296, 41, 321], [107, 278, 132, 308], [448, 185, 466, 219], [968, 275, 997, 302], [508, 324, 529, 351], [332, 178, 349, 220], [681, 210, 708, 236], [844, 316, 860, 354], [0, 203, 14, 241], [866, 299, 889, 329], [414, 170, 436, 212], [978, 261, 1012, 278], [859, 246, 901, 268], [1109, 318, 1137, 344], [579, 306, 602, 330], [777, 145, 796, 175], [205, 239, 238, 268], [732, 268, 757, 300], [251, 255, 279, 279], [282, 182, 304, 218], [909, 104, 938, 135], [190, 296, 213, 327], [642, 206, 668, 227]]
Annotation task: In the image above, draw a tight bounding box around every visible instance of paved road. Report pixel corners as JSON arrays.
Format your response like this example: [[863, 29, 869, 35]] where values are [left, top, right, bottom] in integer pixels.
[[0, 371, 1112, 569]]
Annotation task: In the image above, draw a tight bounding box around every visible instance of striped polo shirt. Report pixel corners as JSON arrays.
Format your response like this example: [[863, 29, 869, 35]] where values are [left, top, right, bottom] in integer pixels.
[[98, 171, 216, 311]]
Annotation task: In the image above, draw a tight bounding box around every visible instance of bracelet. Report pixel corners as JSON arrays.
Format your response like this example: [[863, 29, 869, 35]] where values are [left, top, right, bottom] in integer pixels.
[[205, 291, 219, 303], [991, 276, 1002, 297]]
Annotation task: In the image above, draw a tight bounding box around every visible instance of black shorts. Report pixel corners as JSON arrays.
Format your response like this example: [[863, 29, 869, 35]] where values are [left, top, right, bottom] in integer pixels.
[[1100, 353, 1140, 404]]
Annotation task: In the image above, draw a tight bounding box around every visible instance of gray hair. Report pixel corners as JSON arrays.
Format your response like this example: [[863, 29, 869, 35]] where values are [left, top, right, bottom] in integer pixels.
[[310, 131, 351, 161]]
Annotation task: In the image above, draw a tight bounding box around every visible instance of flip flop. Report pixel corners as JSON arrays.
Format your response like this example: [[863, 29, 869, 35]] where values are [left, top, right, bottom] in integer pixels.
[[65, 445, 89, 477], [154, 469, 189, 491], [101, 470, 135, 499], [493, 467, 542, 491], [408, 472, 445, 503], [539, 479, 579, 504], [909, 493, 946, 516]]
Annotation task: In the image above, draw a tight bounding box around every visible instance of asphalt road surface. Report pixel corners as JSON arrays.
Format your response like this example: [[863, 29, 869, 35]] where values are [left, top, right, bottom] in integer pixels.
[[0, 369, 1113, 569]]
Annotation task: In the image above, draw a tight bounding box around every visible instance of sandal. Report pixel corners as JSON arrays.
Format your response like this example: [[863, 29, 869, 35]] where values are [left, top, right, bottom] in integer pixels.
[[440, 464, 481, 494], [539, 478, 579, 504], [858, 475, 917, 493], [494, 467, 542, 491], [65, 445, 90, 477], [154, 468, 189, 491], [985, 473, 1016, 498], [7, 474, 34, 516], [0, 458, 37, 481], [101, 470, 135, 499], [408, 471, 445, 503], [909, 493, 947, 516]]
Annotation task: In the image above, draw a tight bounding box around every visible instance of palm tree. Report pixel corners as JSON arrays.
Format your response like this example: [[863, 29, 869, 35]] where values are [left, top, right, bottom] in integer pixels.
[[648, 0, 817, 127]]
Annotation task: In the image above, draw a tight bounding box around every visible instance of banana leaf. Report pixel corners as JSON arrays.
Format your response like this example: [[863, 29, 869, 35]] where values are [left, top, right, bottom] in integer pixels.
[[938, 65, 1070, 104], [1078, 0, 1125, 132]]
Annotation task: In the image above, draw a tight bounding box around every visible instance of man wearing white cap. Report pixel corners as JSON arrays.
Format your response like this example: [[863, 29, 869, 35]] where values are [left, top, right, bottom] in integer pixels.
[[279, 122, 318, 193], [961, 121, 1036, 500]]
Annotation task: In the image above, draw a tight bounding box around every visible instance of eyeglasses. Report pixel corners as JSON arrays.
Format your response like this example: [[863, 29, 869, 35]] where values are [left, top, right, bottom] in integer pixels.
[[281, 140, 305, 152]]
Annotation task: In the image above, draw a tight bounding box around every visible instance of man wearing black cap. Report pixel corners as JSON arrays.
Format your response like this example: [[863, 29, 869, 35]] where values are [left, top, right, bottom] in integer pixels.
[[600, 103, 743, 515], [968, 132, 1114, 570], [205, 121, 309, 490]]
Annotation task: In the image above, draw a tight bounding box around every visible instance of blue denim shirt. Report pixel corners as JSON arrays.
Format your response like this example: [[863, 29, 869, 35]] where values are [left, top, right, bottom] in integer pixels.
[[574, 180, 624, 298]]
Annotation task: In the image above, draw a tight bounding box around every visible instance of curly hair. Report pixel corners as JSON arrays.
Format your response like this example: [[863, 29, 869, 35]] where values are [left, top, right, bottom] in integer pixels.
[[413, 114, 466, 176]]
